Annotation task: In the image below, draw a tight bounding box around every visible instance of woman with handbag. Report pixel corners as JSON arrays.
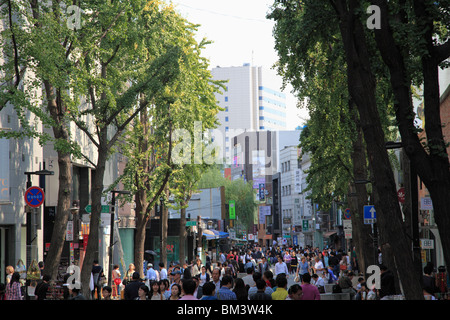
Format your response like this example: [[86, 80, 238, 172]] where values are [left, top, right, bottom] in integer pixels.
[[339, 256, 348, 277], [123, 263, 135, 286], [112, 264, 122, 299]]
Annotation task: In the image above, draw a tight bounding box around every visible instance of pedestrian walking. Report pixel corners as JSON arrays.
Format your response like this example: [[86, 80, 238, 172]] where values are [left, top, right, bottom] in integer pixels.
[[200, 282, 217, 300], [5, 272, 22, 300], [232, 278, 248, 300], [102, 286, 112, 300], [217, 275, 237, 300], [296, 256, 310, 283], [168, 283, 181, 300], [135, 284, 149, 300], [283, 251, 292, 273], [91, 259, 104, 299], [271, 275, 288, 300], [300, 273, 320, 300], [124, 272, 142, 300], [35, 274, 51, 300], [275, 255, 289, 278], [111, 264, 121, 299], [290, 251, 298, 275], [123, 263, 135, 286], [286, 284, 303, 300], [149, 280, 163, 300], [379, 265, 396, 299], [250, 279, 272, 301], [179, 278, 198, 300]]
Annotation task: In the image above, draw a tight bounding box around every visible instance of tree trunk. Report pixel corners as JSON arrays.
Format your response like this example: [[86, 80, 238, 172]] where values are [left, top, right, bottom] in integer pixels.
[[134, 215, 149, 278], [42, 82, 73, 280], [349, 106, 376, 274], [371, 0, 450, 270], [80, 143, 108, 299], [43, 152, 72, 280], [333, 0, 424, 299], [134, 183, 150, 278], [179, 203, 187, 265]]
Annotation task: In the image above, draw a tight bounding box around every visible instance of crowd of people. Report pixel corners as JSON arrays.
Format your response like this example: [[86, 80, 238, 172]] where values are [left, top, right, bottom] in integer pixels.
[[1, 244, 449, 300]]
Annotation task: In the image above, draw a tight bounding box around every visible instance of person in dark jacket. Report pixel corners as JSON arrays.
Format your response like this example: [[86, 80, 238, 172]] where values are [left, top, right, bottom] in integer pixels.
[[124, 272, 143, 300], [250, 279, 272, 300], [35, 274, 51, 300], [379, 265, 396, 299]]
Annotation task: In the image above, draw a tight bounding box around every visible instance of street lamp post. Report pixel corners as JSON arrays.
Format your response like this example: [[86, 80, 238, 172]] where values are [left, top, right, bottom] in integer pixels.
[[69, 201, 80, 264], [108, 189, 130, 287], [24, 169, 53, 300]]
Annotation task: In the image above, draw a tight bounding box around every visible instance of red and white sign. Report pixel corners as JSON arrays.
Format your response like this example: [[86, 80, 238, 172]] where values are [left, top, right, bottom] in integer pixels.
[[24, 186, 45, 208], [397, 187, 405, 204]]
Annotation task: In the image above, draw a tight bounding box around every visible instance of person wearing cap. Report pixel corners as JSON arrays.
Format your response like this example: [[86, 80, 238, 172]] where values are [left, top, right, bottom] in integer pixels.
[[124, 272, 143, 300], [146, 263, 157, 281], [169, 268, 182, 290]]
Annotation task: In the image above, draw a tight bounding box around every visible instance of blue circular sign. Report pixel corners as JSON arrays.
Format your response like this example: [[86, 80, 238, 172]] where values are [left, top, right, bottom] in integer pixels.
[[344, 208, 351, 219], [25, 186, 45, 208]]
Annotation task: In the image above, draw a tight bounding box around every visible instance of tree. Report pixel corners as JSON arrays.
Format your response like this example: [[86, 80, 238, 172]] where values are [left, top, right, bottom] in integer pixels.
[[170, 163, 208, 265], [268, 0, 395, 273], [368, 0, 450, 272], [268, 0, 424, 298], [116, 3, 224, 277], [197, 166, 258, 235]]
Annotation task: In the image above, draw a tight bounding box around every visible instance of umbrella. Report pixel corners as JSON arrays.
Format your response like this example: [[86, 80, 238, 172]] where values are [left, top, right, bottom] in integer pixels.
[[145, 250, 157, 256]]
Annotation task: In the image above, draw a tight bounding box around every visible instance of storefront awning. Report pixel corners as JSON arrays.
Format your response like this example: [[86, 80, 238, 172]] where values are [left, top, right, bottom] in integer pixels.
[[202, 229, 229, 240], [323, 231, 337, 238], [203, 229, 218, 240]]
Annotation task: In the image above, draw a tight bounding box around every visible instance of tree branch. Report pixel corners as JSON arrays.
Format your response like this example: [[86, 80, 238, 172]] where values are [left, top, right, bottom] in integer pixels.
[[72, 119, 100, 149]]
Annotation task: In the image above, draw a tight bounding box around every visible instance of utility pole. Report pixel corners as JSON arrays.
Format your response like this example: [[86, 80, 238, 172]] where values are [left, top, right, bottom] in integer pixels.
[[197, 215, 202, 261]]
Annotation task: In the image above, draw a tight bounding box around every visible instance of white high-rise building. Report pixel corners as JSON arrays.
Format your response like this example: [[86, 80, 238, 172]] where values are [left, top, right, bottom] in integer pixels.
[[210, 64, 288, 162]]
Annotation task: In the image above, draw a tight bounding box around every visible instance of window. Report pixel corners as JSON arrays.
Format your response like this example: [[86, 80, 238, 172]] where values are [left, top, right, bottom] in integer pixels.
[[288, 185, 291, 195], [288, 161, 290, 171], [225, 107, 228, 112], [225, 137, 229, 142], [225, 97, 228, 102], [225, 116, 229, 122], [225, 127, 229, 132]]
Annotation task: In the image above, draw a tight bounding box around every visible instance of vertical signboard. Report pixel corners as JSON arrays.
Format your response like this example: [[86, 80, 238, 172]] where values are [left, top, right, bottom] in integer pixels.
[[229, 200, 236, 219], [343, 220, 352, 239]]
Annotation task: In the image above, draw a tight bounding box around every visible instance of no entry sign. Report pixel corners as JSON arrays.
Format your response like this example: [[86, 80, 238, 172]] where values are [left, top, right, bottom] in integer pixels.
[[25, 186, 45, 208]]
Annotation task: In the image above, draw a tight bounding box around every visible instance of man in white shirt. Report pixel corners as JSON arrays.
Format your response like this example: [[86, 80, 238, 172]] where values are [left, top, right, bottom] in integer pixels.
[[274, 256, 289, 278], [146, 263, 157, 281], [313, 257, 325, 276], [159, 262, 167, 280], [311, 274, 325, 288], [219, 252, 226, 264]]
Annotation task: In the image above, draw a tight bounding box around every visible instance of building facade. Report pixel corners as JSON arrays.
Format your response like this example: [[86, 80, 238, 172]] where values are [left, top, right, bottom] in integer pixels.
[[210, 64, 288, 163]]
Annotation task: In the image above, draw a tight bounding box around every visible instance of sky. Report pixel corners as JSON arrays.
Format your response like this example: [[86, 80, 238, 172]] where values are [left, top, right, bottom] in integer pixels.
[[169, 0, 309, 129]]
